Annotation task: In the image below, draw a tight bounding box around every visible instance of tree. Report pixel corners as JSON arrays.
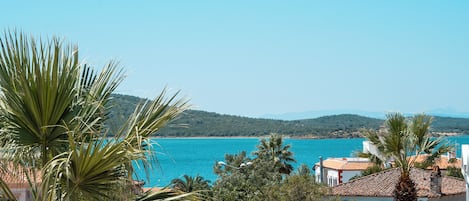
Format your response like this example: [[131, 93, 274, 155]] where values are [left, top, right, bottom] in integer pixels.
[[263, 163, 337, 201], [0, 31, 190, 201], [363, 113, 451, 201], [253, 134, 296, 174], [171, 174, 211, 193], [264, 174, 330, 201], [170, 174, 211, 200], [213, 134, 300, 201], [212, 138, 333, 201], [296, 163, 312, 177]]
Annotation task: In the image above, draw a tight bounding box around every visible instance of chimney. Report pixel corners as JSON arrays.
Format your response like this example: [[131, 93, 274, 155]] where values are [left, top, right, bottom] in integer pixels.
[[430, 165, 442, 195]]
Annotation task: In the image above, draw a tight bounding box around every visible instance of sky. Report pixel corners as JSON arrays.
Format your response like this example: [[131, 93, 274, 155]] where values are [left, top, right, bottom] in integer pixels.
[[2, 1, 469, 118]]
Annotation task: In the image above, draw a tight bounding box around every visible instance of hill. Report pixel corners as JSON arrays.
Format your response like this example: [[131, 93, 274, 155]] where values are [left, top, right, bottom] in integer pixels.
[[105, 94, 469, 138]]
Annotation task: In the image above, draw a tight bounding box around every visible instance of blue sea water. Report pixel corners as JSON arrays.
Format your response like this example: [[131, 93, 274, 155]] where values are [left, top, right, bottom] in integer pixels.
[[135, 135, 469, 187]]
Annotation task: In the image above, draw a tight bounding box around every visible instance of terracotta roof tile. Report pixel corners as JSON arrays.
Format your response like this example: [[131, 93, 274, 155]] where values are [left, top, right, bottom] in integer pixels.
[[0, 161, 41, 189], [316, 158, 375, 171], [330, 168, 465, 198], [409, 155, 462, 170]]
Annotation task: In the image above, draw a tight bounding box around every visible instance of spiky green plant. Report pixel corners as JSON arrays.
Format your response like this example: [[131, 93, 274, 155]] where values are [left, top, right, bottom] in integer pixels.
[[363, 113, 452, 201], [0, 30, 190, 201], [253, 134, 296, 174]]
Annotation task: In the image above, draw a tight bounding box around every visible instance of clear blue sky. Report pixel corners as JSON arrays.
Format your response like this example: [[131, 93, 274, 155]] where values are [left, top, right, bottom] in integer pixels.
[[3, 1, 469, 118]]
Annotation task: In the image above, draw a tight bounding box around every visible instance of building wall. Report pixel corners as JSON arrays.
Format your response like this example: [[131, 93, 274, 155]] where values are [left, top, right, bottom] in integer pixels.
[[315, 166, 364, 186], [325, 169, 339, 187], [462, 144, 469, 201], [314, 165, 321, 183], [11, 188, 33, 201]]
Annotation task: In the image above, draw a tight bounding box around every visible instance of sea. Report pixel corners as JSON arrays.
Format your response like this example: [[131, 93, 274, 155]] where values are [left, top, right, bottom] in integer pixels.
[[135, 135, 469, 187]]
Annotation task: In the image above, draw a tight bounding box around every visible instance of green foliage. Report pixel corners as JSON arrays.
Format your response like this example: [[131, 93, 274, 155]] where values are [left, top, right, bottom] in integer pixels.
[[161, 113, 383, 137], [446, 166, 464, 179], [431, 116, 469, 134], [107, 95, 469, 137], [213, 158, 282, 201], [170, 174, 211, 193], [212, 135, 329, 201], [253, 134, 296, 174], [264, 174, 329, 201], [170, 174, 212, 200], [364, 113, 452, 201], [362, 165, 383, 176], [363, 113, 452, 172], [349, 165, 383, 181], [0, 31, 190, 201], [296, 164, 312, 177], [105, 97, 384, 137]]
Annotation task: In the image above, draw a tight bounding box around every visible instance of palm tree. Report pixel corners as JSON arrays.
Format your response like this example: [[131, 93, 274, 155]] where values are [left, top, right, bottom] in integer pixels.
[[253, 134, 296, 174], [0, 31, 190, 201], [170, 174, 211, 193], [295, 164, 311, 177], [364, 113, 451, 201]]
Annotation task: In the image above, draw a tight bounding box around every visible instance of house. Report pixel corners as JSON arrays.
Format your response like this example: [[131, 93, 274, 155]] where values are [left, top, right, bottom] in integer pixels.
[[460, 144, 469, 201], [314, 157, 375, 187], [330, 167, 466, 201], [363, 140, 462, 169], [0, 162, 40, 201], [409, 154, 462, 171]]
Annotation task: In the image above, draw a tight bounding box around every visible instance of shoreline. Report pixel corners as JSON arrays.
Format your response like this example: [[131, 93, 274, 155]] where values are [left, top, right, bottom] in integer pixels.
[[150, 135, 355, 140], [150, 132, 465, 140], [150, 136, 268, 139]]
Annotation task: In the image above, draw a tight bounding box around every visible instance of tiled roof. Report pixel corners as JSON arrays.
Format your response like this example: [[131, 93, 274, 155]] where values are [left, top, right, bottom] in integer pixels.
[[0, 161, 41, 189], [316, 158, 375, 171], [330, 168, 466, 198], [408, 155, 462, 170]]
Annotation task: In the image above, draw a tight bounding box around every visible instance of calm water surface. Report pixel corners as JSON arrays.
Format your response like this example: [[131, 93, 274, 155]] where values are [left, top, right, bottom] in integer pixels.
[[136, 135, 469, 187]]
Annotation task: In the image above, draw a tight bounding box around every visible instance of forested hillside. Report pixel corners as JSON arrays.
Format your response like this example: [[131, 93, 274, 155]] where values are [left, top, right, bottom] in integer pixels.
[[105, 94, 469, 138]]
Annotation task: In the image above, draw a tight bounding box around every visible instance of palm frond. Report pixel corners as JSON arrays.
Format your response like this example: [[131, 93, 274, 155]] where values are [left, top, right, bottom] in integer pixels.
[[136, 188, 200, 201], [1, 30, 191, 201]]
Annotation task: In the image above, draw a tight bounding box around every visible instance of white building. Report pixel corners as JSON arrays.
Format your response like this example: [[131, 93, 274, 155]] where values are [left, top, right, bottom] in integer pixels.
[[461, 144, 469, 201], [314, 157, 375, 187]]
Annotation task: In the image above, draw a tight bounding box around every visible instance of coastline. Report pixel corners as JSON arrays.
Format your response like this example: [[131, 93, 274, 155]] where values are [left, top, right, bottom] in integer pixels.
[[151, 135, 341, 140], [150, 132, 465, 140], [150, 136, 266, 140]]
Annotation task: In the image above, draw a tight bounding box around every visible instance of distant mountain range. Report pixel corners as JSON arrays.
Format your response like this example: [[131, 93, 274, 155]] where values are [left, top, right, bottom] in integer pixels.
[[261, 109, 469, 120], [106, 94, 469, 138]]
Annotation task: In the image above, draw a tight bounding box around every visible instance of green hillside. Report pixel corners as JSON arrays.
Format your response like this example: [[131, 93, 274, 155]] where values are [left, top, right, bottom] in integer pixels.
[[105, 94, 469, 138]]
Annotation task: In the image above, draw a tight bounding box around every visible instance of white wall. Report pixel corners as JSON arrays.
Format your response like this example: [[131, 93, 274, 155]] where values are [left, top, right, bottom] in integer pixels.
[[315, 165, 364, 186], [11, 188, 33, 201], [314, 165, 321, 183], [326, 169, 339, 187], [461, 144, 469, 201], [462, 144, 469, 174]]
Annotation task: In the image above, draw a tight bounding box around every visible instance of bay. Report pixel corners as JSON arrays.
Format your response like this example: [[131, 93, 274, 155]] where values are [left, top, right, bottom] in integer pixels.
[[136, 135, 469, 187]]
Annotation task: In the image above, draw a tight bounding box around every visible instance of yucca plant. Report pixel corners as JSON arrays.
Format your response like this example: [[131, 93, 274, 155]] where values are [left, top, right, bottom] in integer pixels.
[[0, 30, 191, 201]]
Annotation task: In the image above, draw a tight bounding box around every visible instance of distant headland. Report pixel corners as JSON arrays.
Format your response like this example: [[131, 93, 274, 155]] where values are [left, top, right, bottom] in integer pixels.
[[107, 94, 469, 138]]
